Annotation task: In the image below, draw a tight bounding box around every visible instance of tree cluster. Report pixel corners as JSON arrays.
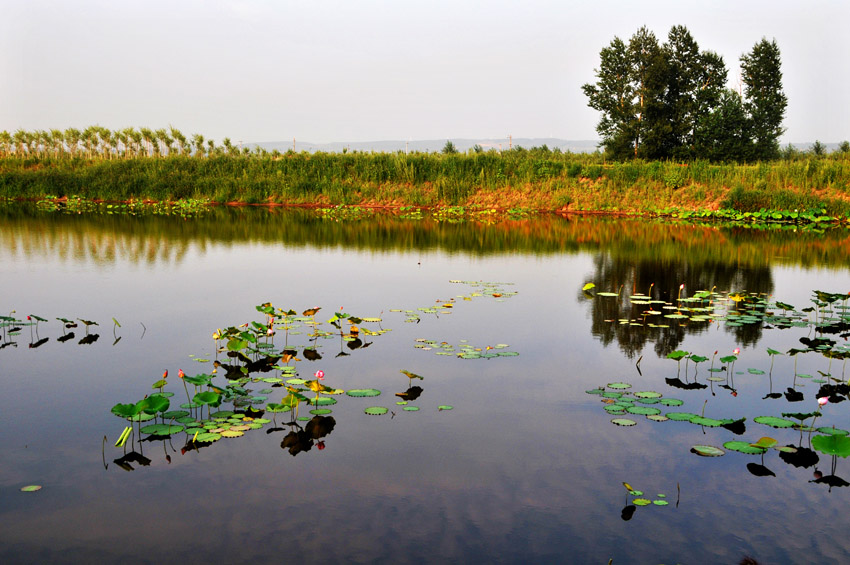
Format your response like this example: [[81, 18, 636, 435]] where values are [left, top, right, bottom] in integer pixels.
[[582, 26, 787, 162], [0, 126, 247, 159]]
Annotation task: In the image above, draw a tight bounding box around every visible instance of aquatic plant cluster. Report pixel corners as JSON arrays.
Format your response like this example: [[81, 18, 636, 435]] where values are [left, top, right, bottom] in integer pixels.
[[97, 280, 514, 469], [586, 288, 850, 488]]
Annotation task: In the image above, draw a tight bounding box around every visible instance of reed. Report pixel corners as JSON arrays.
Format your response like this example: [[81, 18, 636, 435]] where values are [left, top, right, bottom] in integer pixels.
[[1, 136, 849, 215]]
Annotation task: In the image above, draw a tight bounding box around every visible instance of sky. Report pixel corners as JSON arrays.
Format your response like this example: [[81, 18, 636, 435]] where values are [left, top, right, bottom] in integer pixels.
[[1, 0, 848, 145]]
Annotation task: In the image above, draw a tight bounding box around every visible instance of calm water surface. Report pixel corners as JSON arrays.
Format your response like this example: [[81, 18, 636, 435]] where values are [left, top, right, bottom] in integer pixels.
[[1, 207, 849, 564]]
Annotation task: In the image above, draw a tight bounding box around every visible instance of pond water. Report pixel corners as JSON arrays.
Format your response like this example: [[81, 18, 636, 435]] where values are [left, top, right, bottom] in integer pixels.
[[1, 206, 849, 564]]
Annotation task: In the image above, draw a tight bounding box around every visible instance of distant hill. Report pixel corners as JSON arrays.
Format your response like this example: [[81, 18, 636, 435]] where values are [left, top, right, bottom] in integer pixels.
[[249, 138, 601, 154], [248, 138, 845, 155]]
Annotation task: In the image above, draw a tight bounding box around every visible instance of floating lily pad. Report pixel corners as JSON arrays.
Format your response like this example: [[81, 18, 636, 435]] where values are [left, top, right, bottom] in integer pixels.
[[723, 441, 767, 455], [612, 418, 637, 427], [754, 416, 796, 428], [403, 406, 420, 412], [604, 405, 626, 414], [660, 398, 684, 406], [607, 382, 632, 390], [162, 410, 190, 420], [691, 445, 725, 457], [690, 416, 724, 427], [438, 405, 453, 411], [653, 500, 669, 506], [20, 485, 42, 492], [627, 406, 662, 416], [346, 389, 382, 397], [666, 412, 698, 421], [140, 423, 184, 435], [647, 415, 669, 422], [310, 409, 333, 415], [220, 430, 244, 438], [634, 391, 662, 399], [194, 432, 221, 443], [365, 407, 388, 415], [310, 397, 337, 406], [816, 427, 850, 436]]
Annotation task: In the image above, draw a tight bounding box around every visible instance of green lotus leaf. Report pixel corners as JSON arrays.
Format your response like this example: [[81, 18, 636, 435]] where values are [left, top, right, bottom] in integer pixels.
[[660, 398, 684, 406], [607, 382, 631, 389], [346, 389, 382, 397], [111, 403, 139, 418], [140, 423, 184, 435], [162, 410, 190, 420], [691, 445, 725, 457], [666, 350, 689, 361], [182, 374, 212, 386], [604, 405, 626, 414], [690, 416, 724, 427], [193, 391, 222, 407], [747, 368, 765, 375], [142, 396, 170, 414], [634, 391, 661, 399], [723, 440, 767, 455], [438, 405, 454, 411], [309, 397, 337, 406], [647, 415, 669, 422], [666, 412, 698, 421], [403, 406, 420, 412], [611, 418, 636, 426], [653, 500, 669, 506], [816, 427, 849, 436], [365, 407, 389, 415], [754, 416, 796, 428], [812, 434, 850, 457], [632, 498, 651, 506], [20, 485, 42, 492], [626, 406, 662, 416]]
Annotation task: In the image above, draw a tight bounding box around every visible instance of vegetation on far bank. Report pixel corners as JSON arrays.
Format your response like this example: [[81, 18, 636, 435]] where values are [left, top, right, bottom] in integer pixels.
[[1, 125, 850, 221]]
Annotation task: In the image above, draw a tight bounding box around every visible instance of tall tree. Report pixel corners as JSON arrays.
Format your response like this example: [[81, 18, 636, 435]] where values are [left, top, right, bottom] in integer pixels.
[[581, 36, 636, 160], [695, 89, 750, 162], [740, 38, 787, 161], [628, 27, 668, 159], [662, 27, 728, 159]]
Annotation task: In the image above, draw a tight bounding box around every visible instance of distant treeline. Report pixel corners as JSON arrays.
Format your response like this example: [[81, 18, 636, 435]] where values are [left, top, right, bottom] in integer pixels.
[[1, 126, 849, 216]]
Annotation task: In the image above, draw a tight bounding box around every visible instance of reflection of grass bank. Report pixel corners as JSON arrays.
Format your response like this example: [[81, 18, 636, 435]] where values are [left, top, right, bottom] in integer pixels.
[[1, 152, 849, 216], [2, 205, 849, 269]]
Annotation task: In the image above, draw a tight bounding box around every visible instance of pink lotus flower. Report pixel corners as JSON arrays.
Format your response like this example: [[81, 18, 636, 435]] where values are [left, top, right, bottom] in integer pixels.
[[315, 370, 325, 380], [178, 369, 185, 379], [818, 397, 829, 407], [733, 348, 740, 355]]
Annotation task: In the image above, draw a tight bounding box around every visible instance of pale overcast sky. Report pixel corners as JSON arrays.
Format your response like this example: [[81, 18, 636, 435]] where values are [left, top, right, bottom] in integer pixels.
[[1, 0, 847, 145]]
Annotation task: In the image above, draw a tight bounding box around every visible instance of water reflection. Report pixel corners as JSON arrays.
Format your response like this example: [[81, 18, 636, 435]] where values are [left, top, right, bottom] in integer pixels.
[[587, 255, 775, 358], [2, 205, 850, 267]]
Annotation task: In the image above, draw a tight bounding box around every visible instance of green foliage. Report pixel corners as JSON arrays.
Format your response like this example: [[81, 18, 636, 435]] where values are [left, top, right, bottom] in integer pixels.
[[583, 27, 788, 163]]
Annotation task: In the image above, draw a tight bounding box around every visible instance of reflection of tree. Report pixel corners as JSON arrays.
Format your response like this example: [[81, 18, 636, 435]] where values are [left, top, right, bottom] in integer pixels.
[[587, 254, 774, 358]]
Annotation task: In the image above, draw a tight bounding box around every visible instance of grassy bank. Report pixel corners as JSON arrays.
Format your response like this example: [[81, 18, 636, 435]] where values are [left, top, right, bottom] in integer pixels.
[[2, 151, 849, 217]]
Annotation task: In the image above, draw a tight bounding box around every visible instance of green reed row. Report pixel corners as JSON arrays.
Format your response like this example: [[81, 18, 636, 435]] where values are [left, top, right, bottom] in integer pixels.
[[1, 150, 849, 214]]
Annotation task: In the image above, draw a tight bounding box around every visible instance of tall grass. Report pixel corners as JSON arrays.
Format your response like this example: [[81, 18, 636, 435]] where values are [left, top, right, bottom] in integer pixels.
[[2, 150, 849, 215]]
